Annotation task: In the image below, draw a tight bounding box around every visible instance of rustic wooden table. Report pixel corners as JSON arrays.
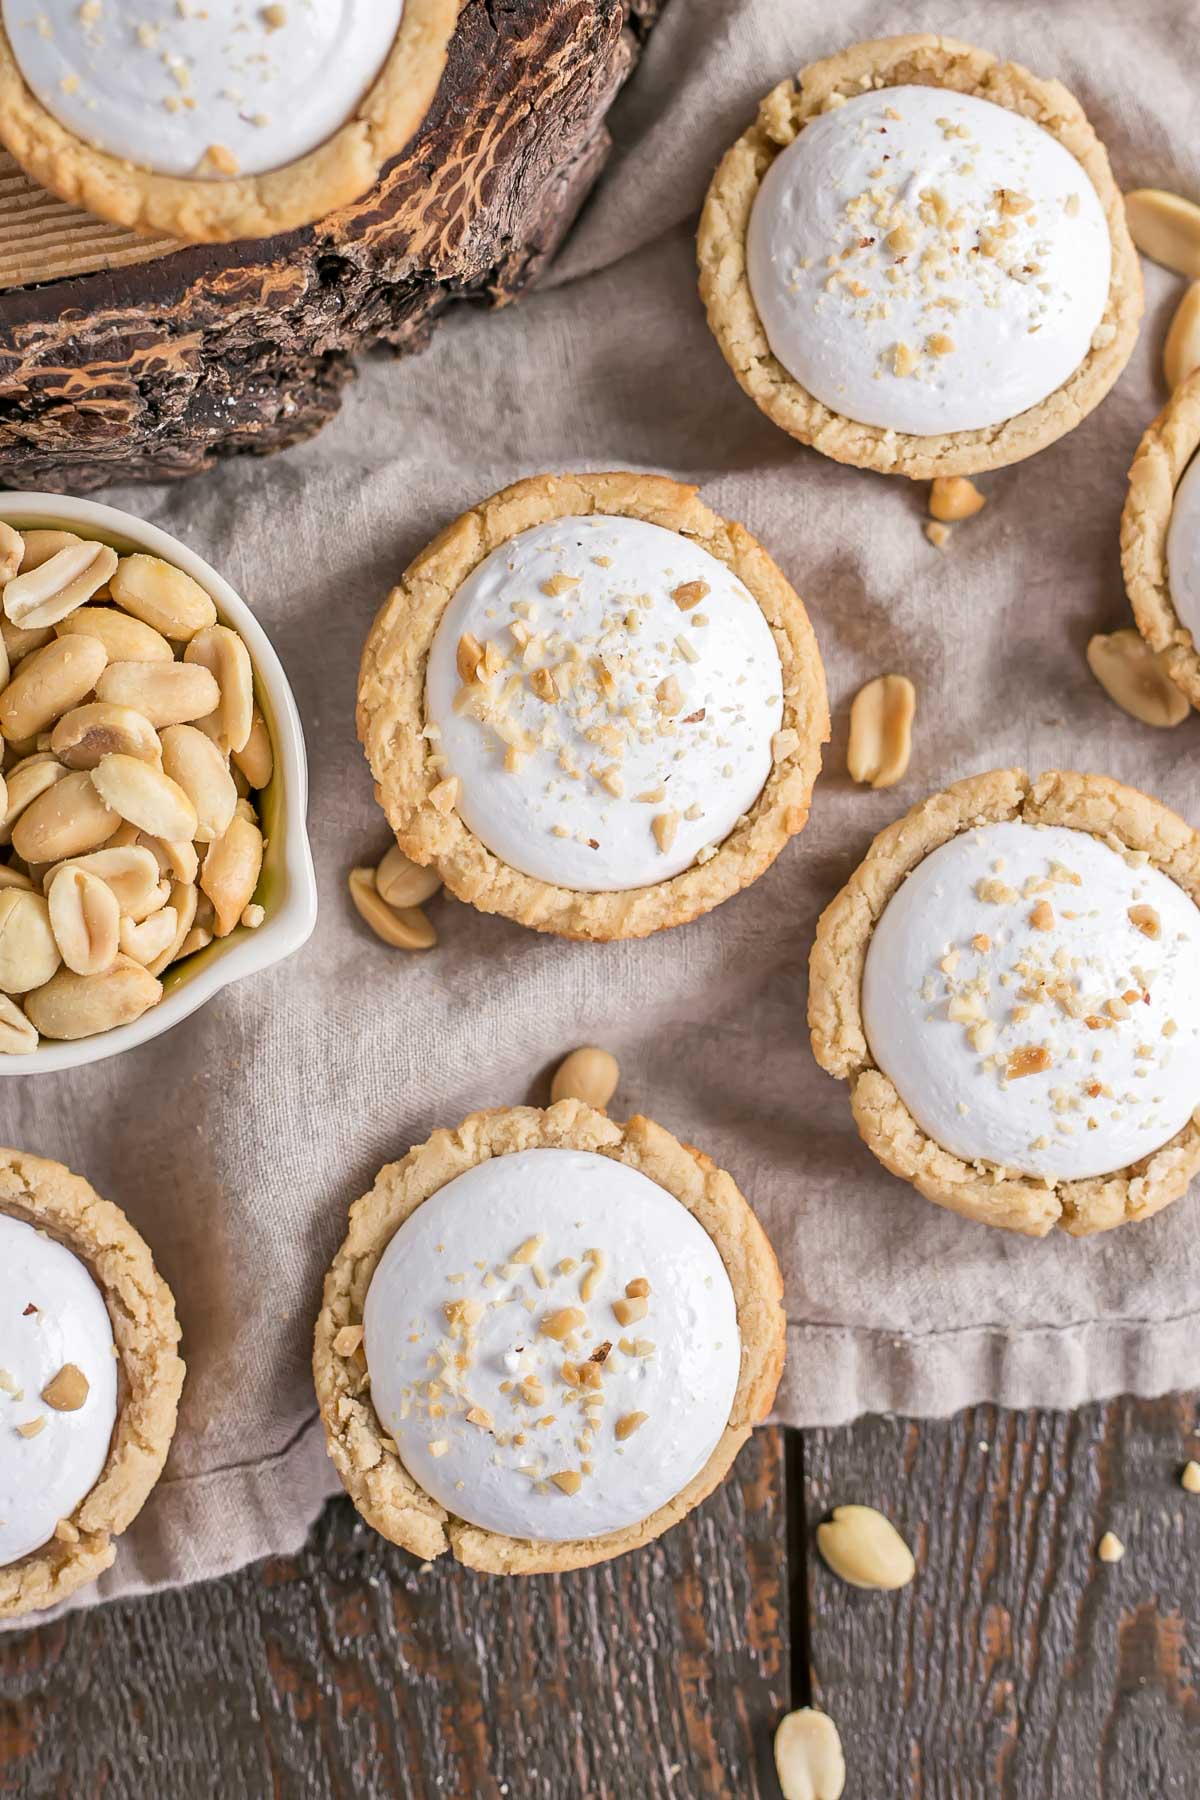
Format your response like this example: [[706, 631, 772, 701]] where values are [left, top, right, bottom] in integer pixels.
[[2, 1397, 1195, 1796]]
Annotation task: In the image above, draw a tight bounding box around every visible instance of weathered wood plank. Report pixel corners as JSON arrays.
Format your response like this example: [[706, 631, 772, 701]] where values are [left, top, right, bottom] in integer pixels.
[[802, 1398, 1200, 1798], [0, 1427, 785, 1800], [0, 0, 662, 492]]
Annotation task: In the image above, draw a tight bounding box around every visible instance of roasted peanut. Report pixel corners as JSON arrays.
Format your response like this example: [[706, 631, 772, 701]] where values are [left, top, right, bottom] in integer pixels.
[[929, 476, 986, 523], [110, 553, 217, 639], [176, 924, 212, 960], [0, 863, 34, 891], [91, 754, 198, 842], [232, 706, 273, 789], [1164, 281, 1200, 391], [51, 702, 161, 770], [376, 843, 441, 908], [159, 723, 237, 843], [0, 757, 66, 847], [1125, 187, 1200, 278], [3, 540, 117, 630], [774, 1710, 846, 1800], [0, 889, 61, 993], [1087, 629, 1190, 727], [46, 866, 120, 976], [44, 844, 160, 918], [550, 1047, 619, 1111], [95, 660, 219, 729], [18, 530, 80, 574], [184, 625, 254, 754], [147, 881, 198, 976], [55, 606, 174, 665], [1, 618, 53, 666], [0, 635, 108, 743], [816, 1505, 916, 1590], [11, 770, 118, 864], [0, 524, 23, 585], [201, 813, 263, 936], [119, 906, 178, 968], [24, 955, 162, 1040], [348, 866, 436, 950], [0, 993, 36, 1054], [847, 674, 917, 789]]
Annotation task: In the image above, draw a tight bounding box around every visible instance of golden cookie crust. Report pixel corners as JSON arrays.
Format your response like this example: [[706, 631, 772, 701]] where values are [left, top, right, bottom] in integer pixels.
[[0, 1150, 185, 1619], [698, 33, 1143, 479], [808, 769, 1200, 1237], [0, 0, 461, 243], [313, 1101, 786, 1574], [1121, 367, 1200, 708], [357, 471, 829, 942]]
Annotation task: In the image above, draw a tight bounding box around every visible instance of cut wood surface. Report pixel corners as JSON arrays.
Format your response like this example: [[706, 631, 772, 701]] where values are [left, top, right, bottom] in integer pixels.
[[0, 0, 661, 493], [2, 1401, 1195, 1796]]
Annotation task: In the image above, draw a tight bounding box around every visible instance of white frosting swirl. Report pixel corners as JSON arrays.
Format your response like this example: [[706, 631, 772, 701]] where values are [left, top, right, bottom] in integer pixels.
[[0, 1213, 118, 1566], [862, 820, 1200, 1181], [1167, 452, 1200, 643], [424, 516, 784, 890], [746, 85, 1111, 435], [3, 0, 404, 179], [363, 1148, 741, 1543]]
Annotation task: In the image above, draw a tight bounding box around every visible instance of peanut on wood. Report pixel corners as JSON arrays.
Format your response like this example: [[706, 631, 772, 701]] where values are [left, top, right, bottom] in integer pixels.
[[774, 1709, 846, 1800]]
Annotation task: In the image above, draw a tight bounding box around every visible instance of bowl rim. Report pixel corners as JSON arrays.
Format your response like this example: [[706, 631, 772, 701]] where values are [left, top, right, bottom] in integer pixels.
[[0, 490, 318, 1074]]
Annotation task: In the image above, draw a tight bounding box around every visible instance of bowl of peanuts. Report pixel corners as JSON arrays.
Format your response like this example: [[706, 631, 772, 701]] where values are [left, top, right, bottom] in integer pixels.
[[0, 492, 317, 1071]]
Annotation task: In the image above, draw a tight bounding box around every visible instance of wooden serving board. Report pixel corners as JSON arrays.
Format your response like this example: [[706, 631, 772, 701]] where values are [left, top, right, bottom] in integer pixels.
[[0, 0, 662, 493]]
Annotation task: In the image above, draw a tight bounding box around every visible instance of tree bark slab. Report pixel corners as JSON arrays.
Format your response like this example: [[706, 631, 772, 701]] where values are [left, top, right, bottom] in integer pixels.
[[0, 0, 661, 493]]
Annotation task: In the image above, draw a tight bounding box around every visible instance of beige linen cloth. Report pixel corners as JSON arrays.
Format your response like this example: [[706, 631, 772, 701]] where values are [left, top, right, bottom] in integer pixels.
[[6, 0, 1200, 1617]]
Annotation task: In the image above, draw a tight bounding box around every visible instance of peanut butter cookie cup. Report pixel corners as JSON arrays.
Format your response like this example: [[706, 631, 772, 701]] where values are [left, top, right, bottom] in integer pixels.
[[809, 770, 1200, 1236], [1121, 366, 1200, 710], [0, 1149, 184, 1618], [698, 34, 1142, 478], [314, 1102, 785, 1574], [357, 472, 828, 941], [0, 0, 461, 242]]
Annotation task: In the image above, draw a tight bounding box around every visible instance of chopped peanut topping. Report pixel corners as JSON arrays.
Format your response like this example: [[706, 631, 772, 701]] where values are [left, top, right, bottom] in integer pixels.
[[612, 1294, 649, 1326], [550, 1469, 583, 1494], [539, 1307, 586, 1342], [1128, 904, 1161, 940], [615, 1412, 649, 1441], [1006, 1045, 1053, 1079]]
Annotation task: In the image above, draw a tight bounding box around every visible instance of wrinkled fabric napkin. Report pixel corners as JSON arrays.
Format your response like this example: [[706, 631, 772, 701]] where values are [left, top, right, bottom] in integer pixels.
[[6, 0, 1200, 1617]]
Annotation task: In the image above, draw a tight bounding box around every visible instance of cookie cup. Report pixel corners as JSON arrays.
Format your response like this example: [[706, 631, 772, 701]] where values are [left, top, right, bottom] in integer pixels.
[[313, 1101, 785, 1574], [808, 769, 1200, 1237], [698, 33, 1142, 479], [0, 1150, 184, 1619], [357, 471, 828, 942], [0, 0, 461, 243], [1121, 367, 1200, 709]]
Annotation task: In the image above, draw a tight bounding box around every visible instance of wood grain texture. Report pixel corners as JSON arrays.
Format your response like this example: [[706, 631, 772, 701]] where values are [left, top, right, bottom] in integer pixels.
[[0, 0, 662, 494], [0, 1428, 785, 1800], [802, 1397, 1200, 1798]]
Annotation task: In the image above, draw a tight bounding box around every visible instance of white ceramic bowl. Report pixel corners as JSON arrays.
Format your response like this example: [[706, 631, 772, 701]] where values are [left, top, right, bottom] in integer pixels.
[[0, 492, 318, 1073]]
